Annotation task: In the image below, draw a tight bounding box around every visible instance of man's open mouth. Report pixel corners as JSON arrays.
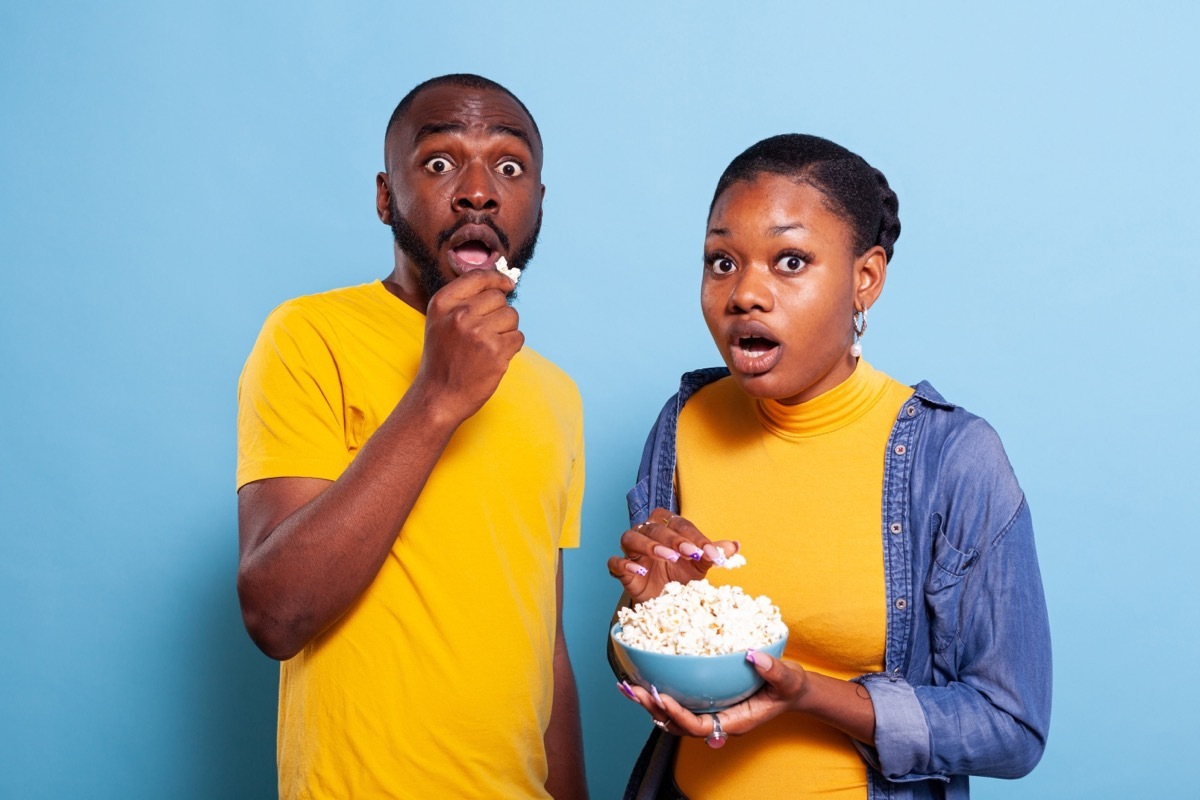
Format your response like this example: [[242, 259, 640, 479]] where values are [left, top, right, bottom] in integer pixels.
[[450, 240, 496, 268], [444, 222, 505, 273]]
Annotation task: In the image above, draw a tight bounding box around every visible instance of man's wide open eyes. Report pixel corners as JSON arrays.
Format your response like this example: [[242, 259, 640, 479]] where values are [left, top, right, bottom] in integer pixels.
[[496, 159, 524, 177], [424, 157, 454, 174]]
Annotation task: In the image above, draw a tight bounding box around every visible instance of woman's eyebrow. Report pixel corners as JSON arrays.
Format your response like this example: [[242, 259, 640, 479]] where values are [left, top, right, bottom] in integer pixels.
[[767, 223, 806, 236]]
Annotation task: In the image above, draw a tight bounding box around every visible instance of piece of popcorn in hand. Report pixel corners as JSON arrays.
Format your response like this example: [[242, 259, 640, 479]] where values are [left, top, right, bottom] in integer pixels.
[[715, 546, 747, 569], [495, 256, 521, 284]]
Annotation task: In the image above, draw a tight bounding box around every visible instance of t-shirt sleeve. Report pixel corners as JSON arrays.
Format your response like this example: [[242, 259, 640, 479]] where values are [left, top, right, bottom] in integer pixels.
[[558, 390, 585, 549], [236, 300, 353, 490]]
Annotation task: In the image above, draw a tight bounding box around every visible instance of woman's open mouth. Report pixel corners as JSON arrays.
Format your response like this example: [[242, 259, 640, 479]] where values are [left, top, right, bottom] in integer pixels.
[[729, 330, 782, 375]]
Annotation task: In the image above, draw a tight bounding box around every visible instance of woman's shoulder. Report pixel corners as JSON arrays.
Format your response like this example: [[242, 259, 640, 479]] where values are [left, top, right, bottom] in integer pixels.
[[908, 381, 1024, 507]]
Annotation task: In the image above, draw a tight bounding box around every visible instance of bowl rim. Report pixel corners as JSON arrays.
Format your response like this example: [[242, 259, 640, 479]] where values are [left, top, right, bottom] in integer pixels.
[[609, 622, 787, 658]]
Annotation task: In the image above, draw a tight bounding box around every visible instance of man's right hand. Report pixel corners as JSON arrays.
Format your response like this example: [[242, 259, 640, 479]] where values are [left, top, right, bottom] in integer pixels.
[[415, 269, 522, 425]]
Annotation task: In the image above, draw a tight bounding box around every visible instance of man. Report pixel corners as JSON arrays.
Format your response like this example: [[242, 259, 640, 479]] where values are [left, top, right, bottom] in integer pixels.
[[236, 74, 587, 799]]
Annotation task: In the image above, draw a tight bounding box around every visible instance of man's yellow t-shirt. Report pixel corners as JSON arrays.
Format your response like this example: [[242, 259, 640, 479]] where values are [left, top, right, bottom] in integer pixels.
[[237, 281, 584, 799]]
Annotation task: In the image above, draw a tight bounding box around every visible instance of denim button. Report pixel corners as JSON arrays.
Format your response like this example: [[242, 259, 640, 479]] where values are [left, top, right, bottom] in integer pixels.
[[906, 405, 916, 417], [895, 598, 908, 610], [894, 444, 907, 455], [890, 522, 902, 534]]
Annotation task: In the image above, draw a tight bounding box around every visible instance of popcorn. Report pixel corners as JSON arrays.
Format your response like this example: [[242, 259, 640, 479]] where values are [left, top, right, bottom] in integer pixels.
[[714, 546, 747, 570], [495, 256, 521, 284], [615, 579, 786, 655]]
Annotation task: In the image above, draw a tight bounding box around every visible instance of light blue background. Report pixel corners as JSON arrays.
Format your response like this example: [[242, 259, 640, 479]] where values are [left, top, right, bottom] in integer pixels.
[[3, 2, 1197, 797]]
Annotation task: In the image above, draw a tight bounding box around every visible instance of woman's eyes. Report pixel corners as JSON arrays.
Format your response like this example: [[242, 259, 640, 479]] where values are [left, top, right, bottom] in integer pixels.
[[495, 159, 524, 177], [776, 254, 807, 273], [706, 254, 808, 275], [423, 156, 455, 174], [707, 256, 736, 275]]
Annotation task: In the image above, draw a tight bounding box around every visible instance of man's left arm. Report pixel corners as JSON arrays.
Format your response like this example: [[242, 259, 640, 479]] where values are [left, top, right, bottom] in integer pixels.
[[545, 551, 588, 799]]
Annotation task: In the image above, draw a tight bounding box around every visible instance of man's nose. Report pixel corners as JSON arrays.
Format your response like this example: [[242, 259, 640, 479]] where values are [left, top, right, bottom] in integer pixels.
[[452, 161, 499, 212]]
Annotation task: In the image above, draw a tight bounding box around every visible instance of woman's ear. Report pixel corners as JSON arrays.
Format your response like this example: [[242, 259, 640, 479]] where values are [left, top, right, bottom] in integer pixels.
[[854, 245, 888, 311]]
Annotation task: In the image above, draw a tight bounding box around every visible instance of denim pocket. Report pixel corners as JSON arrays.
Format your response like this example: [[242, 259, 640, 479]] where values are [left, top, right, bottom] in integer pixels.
[[926, 513, 979, 655], [626, 475, 650, 525]]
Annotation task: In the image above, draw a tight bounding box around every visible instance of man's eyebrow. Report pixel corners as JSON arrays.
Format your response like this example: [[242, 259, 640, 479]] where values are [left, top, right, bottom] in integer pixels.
[[413, 122, 466, 144], [488, 123, 534, 151], [707, 226, 730, 237], [411, 122, 535, 152]]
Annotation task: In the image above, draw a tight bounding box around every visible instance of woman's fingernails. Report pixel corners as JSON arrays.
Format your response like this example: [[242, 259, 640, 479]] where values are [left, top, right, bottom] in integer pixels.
[[619, 681, 638, 700], [704, 545, 727, 566], [678, 542, 703, 561], [651, 685, 665, 709], [745, 649, 757, 666], [625, 562, 649, 577], [653, 545, 680, 563]]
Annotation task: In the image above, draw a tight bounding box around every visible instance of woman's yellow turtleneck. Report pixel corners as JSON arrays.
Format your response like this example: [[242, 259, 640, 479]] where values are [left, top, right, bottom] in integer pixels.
[[673, 361, 913, 800]]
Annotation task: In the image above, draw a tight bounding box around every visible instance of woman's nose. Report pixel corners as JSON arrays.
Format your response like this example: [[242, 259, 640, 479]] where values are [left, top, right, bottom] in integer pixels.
[[729, 265, 773, 313]]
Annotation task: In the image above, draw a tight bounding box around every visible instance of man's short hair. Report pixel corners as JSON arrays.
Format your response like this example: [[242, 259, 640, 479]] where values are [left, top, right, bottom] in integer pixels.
[[385, 73, 542, 150]]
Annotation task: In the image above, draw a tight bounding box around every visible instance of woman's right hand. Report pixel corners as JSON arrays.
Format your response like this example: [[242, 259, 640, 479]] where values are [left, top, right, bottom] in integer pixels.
[[606, 507, 739, 604]]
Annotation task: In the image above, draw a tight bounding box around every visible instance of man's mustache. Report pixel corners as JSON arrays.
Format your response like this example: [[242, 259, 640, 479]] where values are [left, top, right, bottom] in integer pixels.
[[436, 216, 510, 251]]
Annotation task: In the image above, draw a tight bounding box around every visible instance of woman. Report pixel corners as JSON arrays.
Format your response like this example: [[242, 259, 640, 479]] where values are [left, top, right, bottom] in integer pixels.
[[607, 134, 1051, 800]]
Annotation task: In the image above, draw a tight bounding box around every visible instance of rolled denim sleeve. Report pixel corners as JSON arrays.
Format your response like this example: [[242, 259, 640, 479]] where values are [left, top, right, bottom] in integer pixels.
[[857, 497, 1052, 782], [852, 673, 942, 783]]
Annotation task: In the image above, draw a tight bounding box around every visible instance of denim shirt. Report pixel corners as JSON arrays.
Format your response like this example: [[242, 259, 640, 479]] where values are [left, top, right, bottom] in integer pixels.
[[625, 368, 1052, 799]]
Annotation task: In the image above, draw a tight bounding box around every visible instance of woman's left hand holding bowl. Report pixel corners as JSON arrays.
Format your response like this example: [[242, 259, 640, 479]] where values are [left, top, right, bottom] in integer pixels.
[[619, 648, 811, 746]]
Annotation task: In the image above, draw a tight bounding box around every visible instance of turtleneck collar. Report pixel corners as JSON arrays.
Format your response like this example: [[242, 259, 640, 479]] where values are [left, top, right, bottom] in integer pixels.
[[755, 360, 891, 439]]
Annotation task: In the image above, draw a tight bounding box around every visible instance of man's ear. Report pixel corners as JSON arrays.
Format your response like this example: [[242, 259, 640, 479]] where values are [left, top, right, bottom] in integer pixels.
[[376, 173, 392, 224], [854, 245, 888, 311]]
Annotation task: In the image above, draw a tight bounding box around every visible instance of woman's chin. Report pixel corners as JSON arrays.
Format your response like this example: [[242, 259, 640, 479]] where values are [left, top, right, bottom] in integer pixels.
[[728, 370, 788, 402]]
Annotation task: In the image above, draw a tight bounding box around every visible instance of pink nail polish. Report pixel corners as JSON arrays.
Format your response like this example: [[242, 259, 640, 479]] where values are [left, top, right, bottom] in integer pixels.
[[651, 685, 665, 709], [745, 649, 757, 665], [653, 545, 680, 563], [619, 681, 637, 700]]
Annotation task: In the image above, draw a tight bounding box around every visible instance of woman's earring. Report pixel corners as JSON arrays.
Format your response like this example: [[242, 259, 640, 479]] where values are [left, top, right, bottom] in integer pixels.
[[851, 308, 868, 358]]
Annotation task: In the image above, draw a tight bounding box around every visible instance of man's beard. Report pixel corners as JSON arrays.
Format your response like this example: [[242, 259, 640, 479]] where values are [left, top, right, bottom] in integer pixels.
[[388, 196, 541, 303]]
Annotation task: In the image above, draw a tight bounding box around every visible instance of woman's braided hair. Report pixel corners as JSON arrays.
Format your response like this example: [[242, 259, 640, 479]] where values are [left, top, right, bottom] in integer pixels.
[[709, 134, 901, 261]]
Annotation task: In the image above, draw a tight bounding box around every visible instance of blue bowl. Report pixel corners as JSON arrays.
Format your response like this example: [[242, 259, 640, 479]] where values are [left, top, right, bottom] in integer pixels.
[[610, 623, 788, 712]]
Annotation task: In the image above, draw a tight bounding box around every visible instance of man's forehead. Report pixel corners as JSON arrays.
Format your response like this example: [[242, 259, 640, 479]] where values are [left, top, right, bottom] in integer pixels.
[[393, 85, 540, 155]]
